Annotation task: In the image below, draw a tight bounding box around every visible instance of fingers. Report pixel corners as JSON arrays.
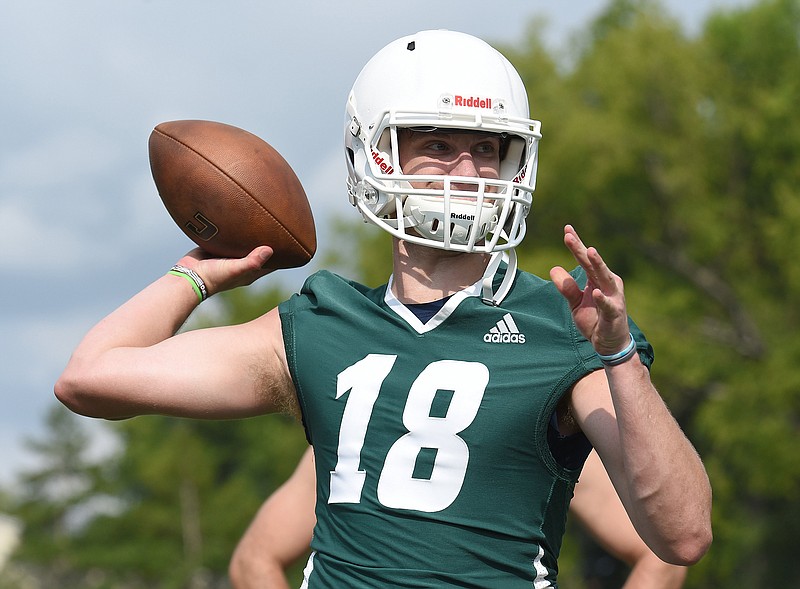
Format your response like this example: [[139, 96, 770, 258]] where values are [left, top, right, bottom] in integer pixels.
[[558, 226, 630, 353], [563, 225, 618, 296]]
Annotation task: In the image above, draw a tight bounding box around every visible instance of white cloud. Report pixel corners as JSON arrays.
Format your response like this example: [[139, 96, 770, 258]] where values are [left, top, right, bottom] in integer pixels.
[[0, 198, 90, 270], [0, 127, 122, 190]]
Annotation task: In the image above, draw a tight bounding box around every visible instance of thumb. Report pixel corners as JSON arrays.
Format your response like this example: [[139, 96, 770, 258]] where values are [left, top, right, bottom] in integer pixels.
[[246, 245, 274, 270], [550, 266, 583, 310]]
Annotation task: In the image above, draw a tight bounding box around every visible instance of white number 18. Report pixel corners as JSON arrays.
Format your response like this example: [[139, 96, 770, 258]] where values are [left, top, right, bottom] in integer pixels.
[[328, 354, 489, 512]]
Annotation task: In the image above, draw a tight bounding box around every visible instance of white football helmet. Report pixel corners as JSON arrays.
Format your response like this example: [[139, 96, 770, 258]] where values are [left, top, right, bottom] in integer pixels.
[[345, 29, 542, 255]]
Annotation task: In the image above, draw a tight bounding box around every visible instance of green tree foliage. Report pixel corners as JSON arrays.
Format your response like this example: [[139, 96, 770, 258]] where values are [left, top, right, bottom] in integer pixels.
[[322, 217, 393, 287], [686, 1, 800, 584], [8, 406, 116, 587], [71, 414, 306, 588]]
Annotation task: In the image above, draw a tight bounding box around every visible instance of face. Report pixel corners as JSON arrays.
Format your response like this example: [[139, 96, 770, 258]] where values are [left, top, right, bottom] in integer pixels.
[[397, 129, 502, 192]]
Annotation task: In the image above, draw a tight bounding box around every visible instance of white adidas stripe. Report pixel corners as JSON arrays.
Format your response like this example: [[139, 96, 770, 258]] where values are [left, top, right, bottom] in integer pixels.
[[489, 313, 519, 334]]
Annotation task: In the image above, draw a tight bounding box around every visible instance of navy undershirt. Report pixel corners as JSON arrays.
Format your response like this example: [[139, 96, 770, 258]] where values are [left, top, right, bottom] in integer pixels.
[[405, 297, 451, 323], [404, 296, 592, 470]]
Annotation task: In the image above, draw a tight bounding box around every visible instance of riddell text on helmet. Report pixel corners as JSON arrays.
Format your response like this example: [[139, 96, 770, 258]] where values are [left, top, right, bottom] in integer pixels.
[[454, 95, 492, 109], [371, 149, 395, 174]]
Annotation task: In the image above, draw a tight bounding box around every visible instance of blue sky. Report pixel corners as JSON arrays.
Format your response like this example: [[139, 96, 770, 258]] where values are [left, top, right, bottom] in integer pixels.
[[0, 0, 752, 487]]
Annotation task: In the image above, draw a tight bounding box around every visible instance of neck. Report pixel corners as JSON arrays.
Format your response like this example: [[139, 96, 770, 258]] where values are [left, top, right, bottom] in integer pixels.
[[390, 239, 490, 304]]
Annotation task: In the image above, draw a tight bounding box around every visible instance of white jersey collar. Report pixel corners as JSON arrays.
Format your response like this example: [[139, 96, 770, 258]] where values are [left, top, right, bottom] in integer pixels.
[[384, 275, 482, 334]]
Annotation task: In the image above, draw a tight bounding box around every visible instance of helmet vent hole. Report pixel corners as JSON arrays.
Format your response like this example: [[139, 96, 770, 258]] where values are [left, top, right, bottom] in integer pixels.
[[407, 41, 416, 51], [431, 218, 440, 233]]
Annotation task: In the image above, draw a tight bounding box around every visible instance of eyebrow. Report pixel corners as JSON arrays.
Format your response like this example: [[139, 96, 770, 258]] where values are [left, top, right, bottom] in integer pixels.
[[405, 129, 502, 143]]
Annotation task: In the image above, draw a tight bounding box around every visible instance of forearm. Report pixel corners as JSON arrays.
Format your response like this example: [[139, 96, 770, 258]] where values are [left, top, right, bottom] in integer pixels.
[[229, 553, 292, 589], [229, 555, 290, 589], [74, 272, 199, 356], [230, 448, 316, 588], [603, 358, 712, 564], [623, 552, 688, 589], [552, 228, 711, 564]]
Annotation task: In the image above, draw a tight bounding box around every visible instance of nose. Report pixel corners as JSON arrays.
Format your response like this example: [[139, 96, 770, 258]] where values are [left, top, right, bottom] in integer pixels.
[[450, 151, 480, 177], [449, 152, 481, 191]]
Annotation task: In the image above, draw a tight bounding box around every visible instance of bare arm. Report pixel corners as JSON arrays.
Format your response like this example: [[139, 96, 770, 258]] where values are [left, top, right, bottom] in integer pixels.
[[229, 447, 317, 589], [551, 225, 712, 565], [572, 451, 688, 588], [55, 246, 298, 420]]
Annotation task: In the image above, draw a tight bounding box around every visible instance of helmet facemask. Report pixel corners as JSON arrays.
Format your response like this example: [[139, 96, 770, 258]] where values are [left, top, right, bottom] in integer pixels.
[[347, 109, 540, 254]]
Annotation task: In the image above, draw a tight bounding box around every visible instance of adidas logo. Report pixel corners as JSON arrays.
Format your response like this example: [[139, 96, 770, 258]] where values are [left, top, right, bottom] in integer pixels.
[[483, 313, 526, 344]]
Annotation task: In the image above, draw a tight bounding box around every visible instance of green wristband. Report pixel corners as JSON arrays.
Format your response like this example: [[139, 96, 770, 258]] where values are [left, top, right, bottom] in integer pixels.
[[168, 265, 208, 302]]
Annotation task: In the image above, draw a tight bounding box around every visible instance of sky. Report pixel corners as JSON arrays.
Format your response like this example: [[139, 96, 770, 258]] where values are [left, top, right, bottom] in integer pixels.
[[0, 0, 754, 489]]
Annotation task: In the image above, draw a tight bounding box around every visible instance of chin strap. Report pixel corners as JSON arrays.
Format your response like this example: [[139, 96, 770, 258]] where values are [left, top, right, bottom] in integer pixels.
[[481, 248, 518, 306]]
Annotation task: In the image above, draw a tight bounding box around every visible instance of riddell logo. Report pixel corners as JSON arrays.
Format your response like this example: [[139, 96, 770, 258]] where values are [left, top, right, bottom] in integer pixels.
[[451, 213, 475, 221], [371, 149, 394, 174], [455, 95, 493, 109]]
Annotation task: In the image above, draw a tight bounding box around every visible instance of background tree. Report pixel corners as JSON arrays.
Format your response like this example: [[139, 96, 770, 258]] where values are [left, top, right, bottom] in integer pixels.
[[9, 405, 116, 587]]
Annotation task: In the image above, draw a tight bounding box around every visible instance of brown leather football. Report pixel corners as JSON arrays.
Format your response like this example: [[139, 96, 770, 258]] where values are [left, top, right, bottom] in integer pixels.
[[148, 120, 316, 270]]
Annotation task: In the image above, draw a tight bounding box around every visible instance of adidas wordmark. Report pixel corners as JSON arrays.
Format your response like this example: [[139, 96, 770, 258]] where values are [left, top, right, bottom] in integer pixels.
[[484, 313, 526, 344]]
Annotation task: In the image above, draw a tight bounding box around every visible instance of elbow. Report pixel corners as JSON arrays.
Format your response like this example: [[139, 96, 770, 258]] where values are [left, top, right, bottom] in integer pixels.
[[672, 485, 714, 565], [651, 472, 714, 566], [54, 365, 115, 420], [659, 518, 713, 566], [228, 552, 244, 589], [54, 370, 92, 417], [228, 540, 261, 589], [640, 491, 713, 566], [679, 523, 713, 566]]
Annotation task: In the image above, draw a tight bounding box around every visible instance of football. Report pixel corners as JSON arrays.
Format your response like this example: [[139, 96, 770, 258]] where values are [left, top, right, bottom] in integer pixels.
[[148, 119, 316, 270]]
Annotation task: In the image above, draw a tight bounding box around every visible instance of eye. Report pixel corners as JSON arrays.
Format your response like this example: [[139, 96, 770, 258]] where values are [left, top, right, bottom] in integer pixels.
[[474, 142, 497, 155], [426, 141, 449, 152]]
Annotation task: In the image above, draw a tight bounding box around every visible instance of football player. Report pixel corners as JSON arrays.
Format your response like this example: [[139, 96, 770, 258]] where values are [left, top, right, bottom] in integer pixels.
[[56, 30, 711, 587]]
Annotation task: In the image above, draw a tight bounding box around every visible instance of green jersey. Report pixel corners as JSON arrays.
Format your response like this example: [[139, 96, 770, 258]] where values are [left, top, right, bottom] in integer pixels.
[[279, 268, 652, 588]]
